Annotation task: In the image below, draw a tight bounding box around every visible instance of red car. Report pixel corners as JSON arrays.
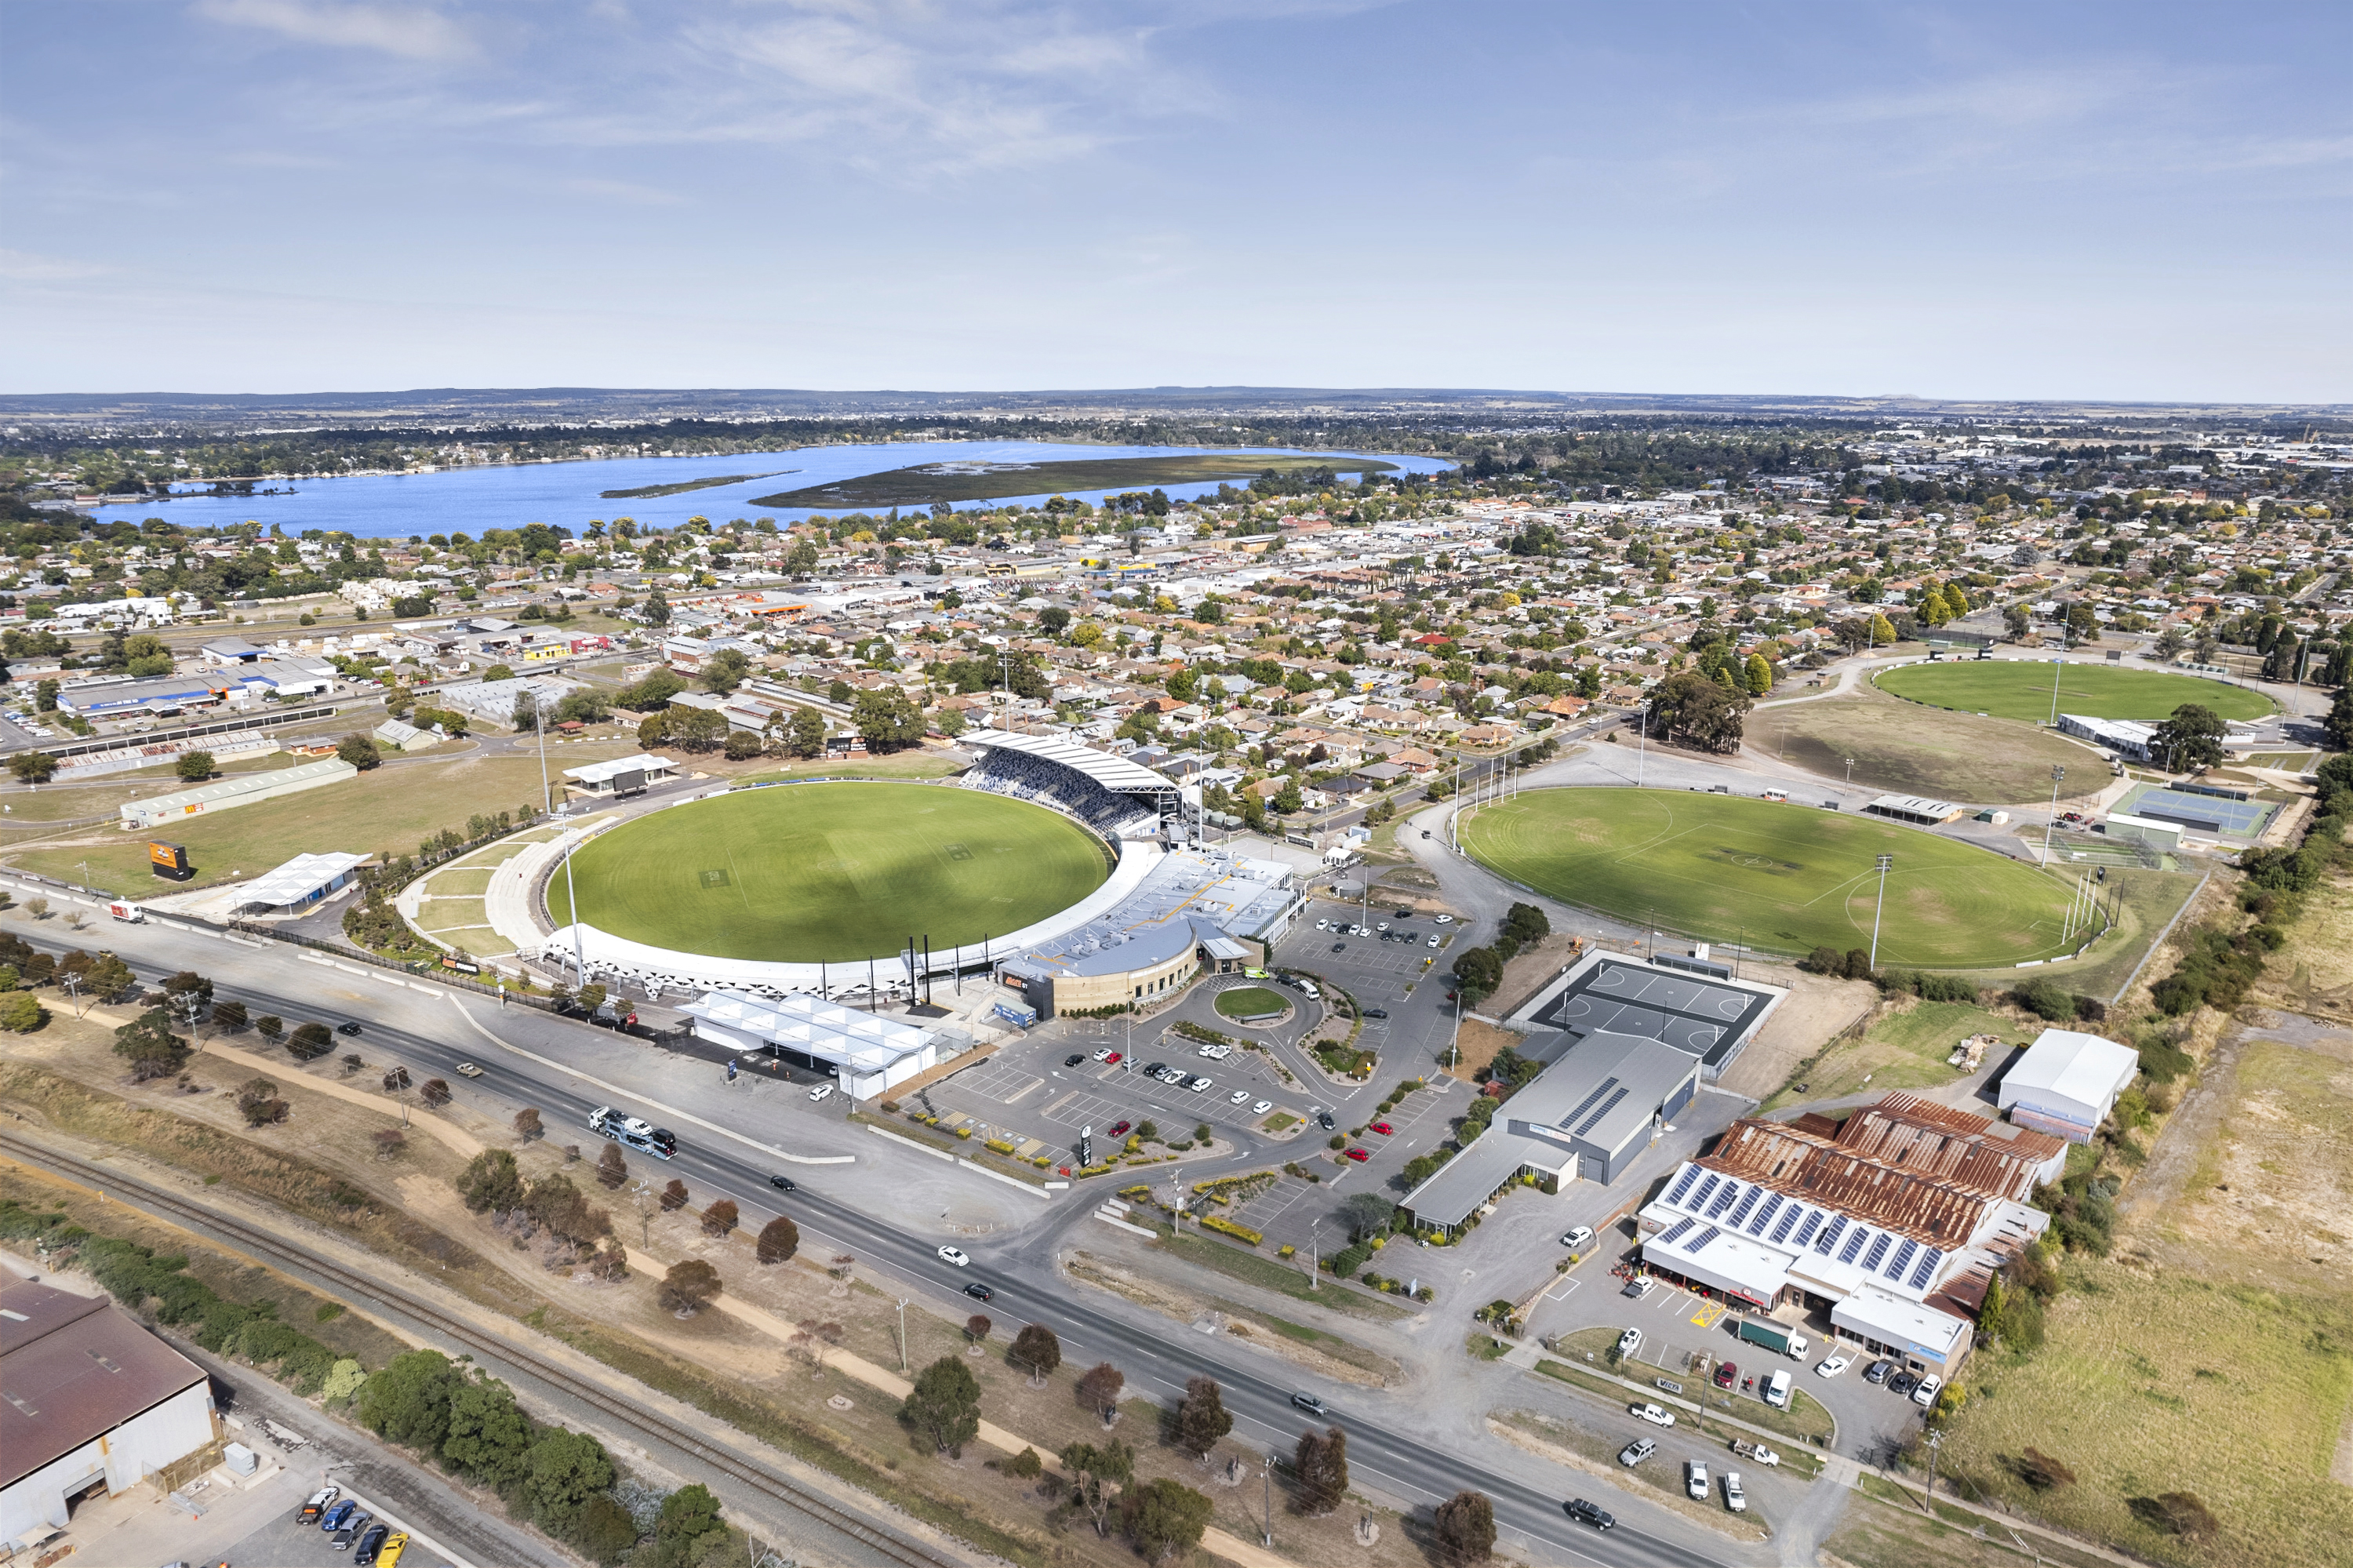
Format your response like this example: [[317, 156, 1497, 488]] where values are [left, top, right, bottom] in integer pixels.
[[1108, 1120, 1132, 1137], [1370, 1121, 1395, 1136], [1344, 1147, 1370, 1162], [1715, 1361, 1738, 1389], [1104, 1052, 1122, 1065]]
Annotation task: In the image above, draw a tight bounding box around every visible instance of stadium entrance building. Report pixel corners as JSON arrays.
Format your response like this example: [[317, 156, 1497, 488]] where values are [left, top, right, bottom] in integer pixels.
[[992, 846, 1300, 1020], [1633, 1093, 2064, 1377]]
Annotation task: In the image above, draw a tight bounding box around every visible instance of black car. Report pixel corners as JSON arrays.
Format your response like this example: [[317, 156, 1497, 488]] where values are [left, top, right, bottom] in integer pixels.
[[1064, 1053, 1086, 1067], [1864, 1359, 1893, 1384], [964, 1282, 995, 1302], [1565, 1498, 1616, 1530], [1331, 941, 1346, 951], [1317, 1112, 1336, 1130], [1395, 908, 1413, 919], [336, 1021, 363, 1036], [353, 1524, 392, 1564], [1364, 1008, 1388, 1019], [1889, 1370, 1920, 1398], [768, 1174, 795, 1191], [1144, 1061, 1167, 1077]]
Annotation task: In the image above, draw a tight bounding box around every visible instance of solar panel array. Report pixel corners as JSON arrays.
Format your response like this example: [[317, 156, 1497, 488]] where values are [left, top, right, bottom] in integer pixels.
[[1558, 1078, 1620, 1132], [1575, 1086, 1632, 1137], [1651, 1161, 1958, 1298]]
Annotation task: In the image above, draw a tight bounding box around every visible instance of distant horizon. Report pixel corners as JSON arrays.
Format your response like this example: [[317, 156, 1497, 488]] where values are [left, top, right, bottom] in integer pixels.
[[5, 384, 2348, 422], [3, 3, 2341, 401]]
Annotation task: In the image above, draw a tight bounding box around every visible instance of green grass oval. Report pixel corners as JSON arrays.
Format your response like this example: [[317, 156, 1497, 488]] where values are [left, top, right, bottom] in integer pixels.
[[1875, 660, 2273, 723], [1460, 788, 2079, 969], [547, 782, 1111, 962]]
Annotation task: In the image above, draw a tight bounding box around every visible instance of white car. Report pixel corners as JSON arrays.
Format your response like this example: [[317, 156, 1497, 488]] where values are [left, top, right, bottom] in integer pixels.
[[1617, 1327, 1643, 1356], [936, 1245, 969, 1267], [1315, 919, 1330, 930], [1629, 1402, 1675, 1428], [1560, 1225, 1595, 1251], [1816, 1355, 1853, 1378], [1375, 922, 1389, 932], [1188, 1075, 1213, 1092], [1435, 914, 1455, 924], [1911, 1373, 1944, 1407], [1685, 1461, 1709, 1501], [1229, 1089, 1250, 1104], [1723, 1471, 1746, 1512], [1253, 1100, 1274, 1115], [1427, 935, 1441, 948], [807, 1083, 834, 1102], [1198, 1044, 1218, 1057]]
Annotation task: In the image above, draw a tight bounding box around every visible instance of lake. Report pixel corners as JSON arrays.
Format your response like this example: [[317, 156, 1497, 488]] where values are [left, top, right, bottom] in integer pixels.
[[90, 439, 1451, 540]]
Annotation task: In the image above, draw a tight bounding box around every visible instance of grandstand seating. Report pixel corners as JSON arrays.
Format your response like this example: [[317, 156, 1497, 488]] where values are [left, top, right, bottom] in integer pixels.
[[961, 747, 1162, 839]]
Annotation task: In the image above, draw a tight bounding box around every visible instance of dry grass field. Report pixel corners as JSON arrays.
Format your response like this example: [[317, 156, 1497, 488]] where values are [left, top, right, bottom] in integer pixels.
[[1756, 684, 2100, 806]]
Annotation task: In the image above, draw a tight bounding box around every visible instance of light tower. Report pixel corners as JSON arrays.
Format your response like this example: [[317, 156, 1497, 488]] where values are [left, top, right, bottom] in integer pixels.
[[1868, 854, 1894, 970]]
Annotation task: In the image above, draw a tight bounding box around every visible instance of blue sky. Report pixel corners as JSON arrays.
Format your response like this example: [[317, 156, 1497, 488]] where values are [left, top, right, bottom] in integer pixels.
[[3, 2, 2346, 401]]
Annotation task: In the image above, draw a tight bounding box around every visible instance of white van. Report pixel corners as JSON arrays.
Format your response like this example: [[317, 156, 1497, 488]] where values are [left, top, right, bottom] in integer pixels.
[[1763, 1370, 1792, 1409]]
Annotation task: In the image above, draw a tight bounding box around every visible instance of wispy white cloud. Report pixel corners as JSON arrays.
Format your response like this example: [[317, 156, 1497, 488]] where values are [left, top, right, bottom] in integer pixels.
[[0, 249, 116, 282], [562, 176, 688, 206], [194, 0, 478, 63]]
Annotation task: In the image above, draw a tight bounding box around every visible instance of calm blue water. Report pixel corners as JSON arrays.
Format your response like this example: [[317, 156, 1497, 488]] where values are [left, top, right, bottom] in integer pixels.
[[91, 440, 1452, 539]]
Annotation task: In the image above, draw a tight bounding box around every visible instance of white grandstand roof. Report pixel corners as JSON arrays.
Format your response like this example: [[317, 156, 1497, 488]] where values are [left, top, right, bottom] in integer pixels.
[[965, 729, 1179, 795]]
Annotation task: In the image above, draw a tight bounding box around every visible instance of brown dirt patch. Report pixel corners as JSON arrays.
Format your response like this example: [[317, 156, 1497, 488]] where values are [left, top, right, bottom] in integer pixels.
[[1442, 1019, 1522, 1084], [1715, 966, 1877, 1101]]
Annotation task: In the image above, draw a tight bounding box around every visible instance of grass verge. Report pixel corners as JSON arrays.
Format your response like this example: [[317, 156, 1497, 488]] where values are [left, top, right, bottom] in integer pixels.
[[1154, 1229, 1408, 1320]]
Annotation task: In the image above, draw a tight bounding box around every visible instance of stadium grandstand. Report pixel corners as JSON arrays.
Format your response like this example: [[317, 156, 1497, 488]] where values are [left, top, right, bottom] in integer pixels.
[[959, 730, 1178, 840]]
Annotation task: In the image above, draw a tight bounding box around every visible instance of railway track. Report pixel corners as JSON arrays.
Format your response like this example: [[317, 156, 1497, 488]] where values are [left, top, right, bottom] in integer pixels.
[[0, 1130, 955, 1568]]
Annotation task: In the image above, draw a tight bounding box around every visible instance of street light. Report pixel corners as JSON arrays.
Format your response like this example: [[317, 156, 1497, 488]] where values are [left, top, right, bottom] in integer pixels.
[[1868, 855, 1893, 970]]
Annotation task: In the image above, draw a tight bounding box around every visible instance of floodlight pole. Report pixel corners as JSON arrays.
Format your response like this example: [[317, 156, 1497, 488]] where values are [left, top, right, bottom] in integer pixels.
[[2040, 766, 2067, 867], [1868, 854, 1893, 970], [1636, 704, 1649, 788], [2047, 619, 2069, 726]]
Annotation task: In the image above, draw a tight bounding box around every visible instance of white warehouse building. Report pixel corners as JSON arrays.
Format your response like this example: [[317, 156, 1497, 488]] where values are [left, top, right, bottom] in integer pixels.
[[1997, 1028, 2140, 1144]]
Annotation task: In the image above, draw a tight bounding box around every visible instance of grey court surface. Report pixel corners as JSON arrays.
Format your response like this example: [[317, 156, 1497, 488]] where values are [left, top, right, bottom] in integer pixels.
[[2115, 782, 2278, 839], [1532, 957, 1772, 1072]]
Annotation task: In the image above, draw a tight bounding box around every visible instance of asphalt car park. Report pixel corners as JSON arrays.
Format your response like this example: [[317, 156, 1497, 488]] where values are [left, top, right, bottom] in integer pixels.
[[1534, 1254, 1927, 1464]]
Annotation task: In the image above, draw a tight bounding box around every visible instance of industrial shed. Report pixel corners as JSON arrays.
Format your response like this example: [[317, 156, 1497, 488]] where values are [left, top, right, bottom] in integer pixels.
[[118, 758, 358, 831], [1, 1279, 218, 1544], [1997, 1028, 2140, 1142]]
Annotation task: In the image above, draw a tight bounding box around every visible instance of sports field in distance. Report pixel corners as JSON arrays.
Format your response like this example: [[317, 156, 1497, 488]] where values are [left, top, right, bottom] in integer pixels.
[[1875, 660, 2275, 722], [1460, 788, 2079, 967], [544, 782, 1111, 962]]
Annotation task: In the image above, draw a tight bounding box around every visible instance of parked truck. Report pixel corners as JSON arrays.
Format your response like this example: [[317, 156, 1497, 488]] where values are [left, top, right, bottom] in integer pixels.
[[1735, 1318, 1809, 1359]]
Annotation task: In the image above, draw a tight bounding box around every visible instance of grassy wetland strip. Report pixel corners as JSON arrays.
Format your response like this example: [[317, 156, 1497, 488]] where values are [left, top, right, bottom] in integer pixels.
[[753, 451, 1398, 509], [598, 469, 795, 500]]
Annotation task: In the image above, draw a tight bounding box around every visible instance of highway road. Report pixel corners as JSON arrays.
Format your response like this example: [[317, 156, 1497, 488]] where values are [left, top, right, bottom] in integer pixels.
[[5, 903, 1746, 1566]]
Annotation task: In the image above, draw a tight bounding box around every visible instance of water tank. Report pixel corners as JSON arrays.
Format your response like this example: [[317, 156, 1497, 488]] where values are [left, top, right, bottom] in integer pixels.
[[223, 1442, 258, 1476]]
